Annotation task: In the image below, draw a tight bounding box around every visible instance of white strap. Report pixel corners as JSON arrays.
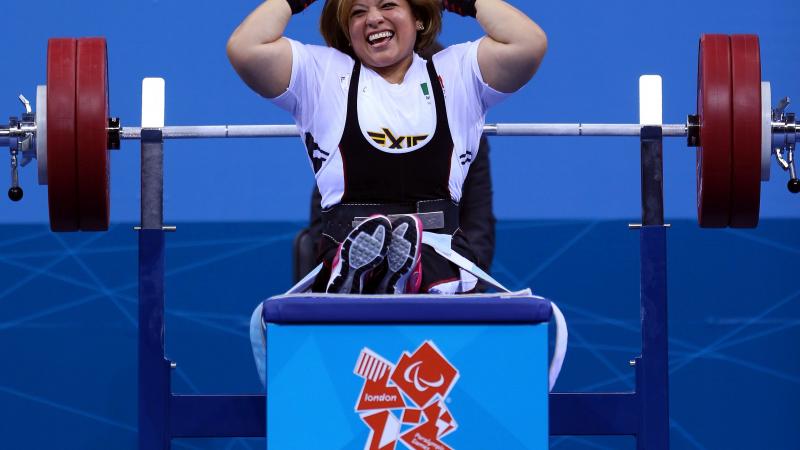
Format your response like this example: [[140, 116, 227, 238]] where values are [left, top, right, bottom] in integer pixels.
[[422, 232, 513, 293], [422, 232, 567, 390]]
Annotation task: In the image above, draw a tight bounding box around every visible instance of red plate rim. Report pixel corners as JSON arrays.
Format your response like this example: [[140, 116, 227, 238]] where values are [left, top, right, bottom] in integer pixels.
[[697, 34, 733, 228], [76, 37, 110, 231], [729, 34, 761, 228], [47, 38, 80, 232]]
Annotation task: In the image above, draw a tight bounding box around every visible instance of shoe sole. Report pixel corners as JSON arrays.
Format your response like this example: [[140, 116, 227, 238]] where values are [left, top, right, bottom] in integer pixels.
[[377, 215, 422, 294], [327, 216, 391, 294]]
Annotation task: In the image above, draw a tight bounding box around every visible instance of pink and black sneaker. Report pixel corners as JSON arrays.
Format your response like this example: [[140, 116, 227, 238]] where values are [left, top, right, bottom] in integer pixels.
[[326, 215, 392, 294], [377, 214, 423, 294]]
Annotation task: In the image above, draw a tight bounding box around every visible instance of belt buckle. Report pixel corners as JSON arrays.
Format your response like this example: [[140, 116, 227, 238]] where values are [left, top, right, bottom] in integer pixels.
[[352, 211, 445, 230]]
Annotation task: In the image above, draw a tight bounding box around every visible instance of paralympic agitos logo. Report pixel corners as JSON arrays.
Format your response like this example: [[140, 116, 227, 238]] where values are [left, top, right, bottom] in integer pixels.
[[353, 341, 459, 450]]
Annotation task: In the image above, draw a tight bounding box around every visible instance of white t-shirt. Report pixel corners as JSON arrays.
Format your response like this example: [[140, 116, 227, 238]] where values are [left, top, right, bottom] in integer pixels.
[[272, 38, 509, 209]]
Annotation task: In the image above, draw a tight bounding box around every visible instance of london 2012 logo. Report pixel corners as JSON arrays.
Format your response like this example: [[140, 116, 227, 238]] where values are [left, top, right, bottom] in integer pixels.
[[353, 341, 459, 450]]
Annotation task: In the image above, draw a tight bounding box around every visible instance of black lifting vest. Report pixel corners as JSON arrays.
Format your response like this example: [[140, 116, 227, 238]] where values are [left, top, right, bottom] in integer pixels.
[[321, 59, 460, 243]]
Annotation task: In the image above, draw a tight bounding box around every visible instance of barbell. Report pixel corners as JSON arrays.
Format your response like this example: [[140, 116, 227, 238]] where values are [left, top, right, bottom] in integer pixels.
[[2, 34, 798, 232]]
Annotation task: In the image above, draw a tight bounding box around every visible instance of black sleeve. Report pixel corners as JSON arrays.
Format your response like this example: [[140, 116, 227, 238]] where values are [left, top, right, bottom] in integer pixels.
[[309, 185, 324, 248], [459, 136, 496, 272]]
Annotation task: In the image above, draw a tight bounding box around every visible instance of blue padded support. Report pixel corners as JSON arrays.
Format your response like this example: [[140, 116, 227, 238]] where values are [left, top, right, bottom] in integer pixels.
[[262, 293, 552, 324]]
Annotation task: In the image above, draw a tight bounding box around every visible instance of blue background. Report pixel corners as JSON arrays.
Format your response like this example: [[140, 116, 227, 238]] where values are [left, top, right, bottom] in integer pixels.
[[0, 0, 798, 222], [1, 1, 800, 449]]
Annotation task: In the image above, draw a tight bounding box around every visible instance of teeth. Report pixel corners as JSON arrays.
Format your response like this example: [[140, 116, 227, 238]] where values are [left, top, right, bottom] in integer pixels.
[[368, 31, 394, 42]]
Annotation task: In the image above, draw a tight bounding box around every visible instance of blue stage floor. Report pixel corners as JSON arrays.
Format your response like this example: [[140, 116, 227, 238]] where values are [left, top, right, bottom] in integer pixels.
[[0, 220, 798, 449]]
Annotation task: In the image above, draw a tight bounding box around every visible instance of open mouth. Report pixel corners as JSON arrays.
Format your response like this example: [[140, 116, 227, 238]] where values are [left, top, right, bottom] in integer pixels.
[[367, 30, 395, 47]]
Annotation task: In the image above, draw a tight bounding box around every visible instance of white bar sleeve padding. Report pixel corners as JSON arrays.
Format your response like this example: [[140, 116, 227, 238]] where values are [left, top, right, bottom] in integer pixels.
[[141, 78, 165, 128]]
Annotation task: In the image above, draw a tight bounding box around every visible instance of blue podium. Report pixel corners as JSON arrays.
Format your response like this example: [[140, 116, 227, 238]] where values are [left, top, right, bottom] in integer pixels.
[[262, 294, 553, 450]]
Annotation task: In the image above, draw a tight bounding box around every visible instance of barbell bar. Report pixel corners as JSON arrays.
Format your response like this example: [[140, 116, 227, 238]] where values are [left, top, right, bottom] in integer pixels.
[[0, 121, 693, 139], [2, 34, 798, 232], [114, 123, 690, 138]]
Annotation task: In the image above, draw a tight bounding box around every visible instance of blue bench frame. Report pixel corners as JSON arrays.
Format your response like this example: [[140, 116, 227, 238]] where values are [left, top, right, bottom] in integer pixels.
[[137, 126, 670, 449]]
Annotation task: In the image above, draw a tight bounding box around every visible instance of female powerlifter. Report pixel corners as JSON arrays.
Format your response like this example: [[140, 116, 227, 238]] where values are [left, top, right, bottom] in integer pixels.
[[228, 0, 546, 295]]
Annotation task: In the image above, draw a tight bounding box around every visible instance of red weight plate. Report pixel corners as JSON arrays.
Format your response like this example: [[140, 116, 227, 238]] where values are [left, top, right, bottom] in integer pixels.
[[76, 38, 110, 231], [47, 38, 80, 232], [697, 34, 733, 228], [729, 34, 761, 228]]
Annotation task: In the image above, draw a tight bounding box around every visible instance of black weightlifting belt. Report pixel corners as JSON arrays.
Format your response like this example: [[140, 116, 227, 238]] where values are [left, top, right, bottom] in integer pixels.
[[321, 199, 460, 243]]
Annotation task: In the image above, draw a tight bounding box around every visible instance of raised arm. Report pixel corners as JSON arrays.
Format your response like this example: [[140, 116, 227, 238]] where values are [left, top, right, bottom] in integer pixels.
[[446, 0, 547, 93], [226, 0, 299, 98]]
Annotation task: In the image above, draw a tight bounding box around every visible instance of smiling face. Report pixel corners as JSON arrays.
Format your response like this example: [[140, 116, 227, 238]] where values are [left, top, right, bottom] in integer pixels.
[[348, 0, 421, 78]]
